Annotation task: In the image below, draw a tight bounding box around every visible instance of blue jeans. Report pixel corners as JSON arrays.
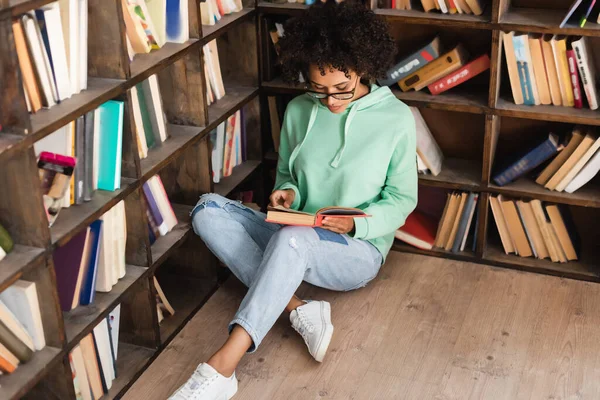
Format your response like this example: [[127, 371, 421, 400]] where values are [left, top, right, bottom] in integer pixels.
[[191, 193, 382, 352]]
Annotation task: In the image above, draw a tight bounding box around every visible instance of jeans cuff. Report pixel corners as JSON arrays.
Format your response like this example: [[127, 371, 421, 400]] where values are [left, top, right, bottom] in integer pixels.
[[228, 317, 261, 353]]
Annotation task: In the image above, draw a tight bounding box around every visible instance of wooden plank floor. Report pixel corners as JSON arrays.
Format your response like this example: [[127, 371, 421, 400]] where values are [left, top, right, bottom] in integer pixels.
[[123, 252, 600, 400]]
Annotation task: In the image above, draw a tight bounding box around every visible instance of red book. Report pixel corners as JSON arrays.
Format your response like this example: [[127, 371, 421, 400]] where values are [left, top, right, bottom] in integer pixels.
[[394, 210, 439, 250], [567, 49, 583, 109], [427, 54, 490, 95]]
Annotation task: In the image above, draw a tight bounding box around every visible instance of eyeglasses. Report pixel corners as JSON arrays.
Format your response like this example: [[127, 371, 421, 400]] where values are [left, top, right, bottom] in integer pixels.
[[305, 77, 359, 100]]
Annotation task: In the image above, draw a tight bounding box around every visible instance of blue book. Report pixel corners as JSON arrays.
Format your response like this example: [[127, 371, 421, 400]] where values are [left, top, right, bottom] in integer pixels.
[[493, 133, 560, 186], [34, 9, 60, 103], [142, 182, 168, 236], [452, 193, 476, 253], [471, 203, 480, 253], [80, 220, 103, 305], [512, 34, 538, 106], [166, 0, 187, 43], [97, 100, 124, 191]]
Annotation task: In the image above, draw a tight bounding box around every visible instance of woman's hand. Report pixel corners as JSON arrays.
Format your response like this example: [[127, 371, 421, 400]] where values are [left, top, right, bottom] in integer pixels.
[[270, 189, 296, 208], [321, 217, 355, 235]]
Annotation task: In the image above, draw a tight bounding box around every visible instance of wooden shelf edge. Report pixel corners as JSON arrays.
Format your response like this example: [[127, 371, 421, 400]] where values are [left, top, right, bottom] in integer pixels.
[[0, 245, 46, 292], [257, 1, 309, 14], [375, 8, 491, 30], [64, 265, 149, 349], [150, 204, 194, 270], [214, 160, 262, 197], [498, 8, 600, 38], [0, 346, 63, 400], [495, 98, 600, 126], [487, 182, 600, 209], [392, 242, 478, 263], [129, 40, 201, 84], [207, 87, 260, 131], [201, 8, 257, 45]]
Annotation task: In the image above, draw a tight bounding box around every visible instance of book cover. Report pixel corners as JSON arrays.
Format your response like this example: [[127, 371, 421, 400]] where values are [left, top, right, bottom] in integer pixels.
[[445, 192, 468, 251], [544, 204, 580, 260], [571, 36, 599, 110], [513, 33, 539, 105], [378, 36, 443, 86], [541, 34, 563, 106], [516, 200, 549, 259], [142, 182, 168, 236], [493, 133, 560, 186], [74, 115, 85, 204], [12, 20, 42, 112], [53, 228, 89, 311], [428, 54, 490, 95], [0, 280, 46, 351], [410, 107, 444, 176], [79, 220, 103, 305], [133, 83, 156, 149], [80, 333, 104, 399], [266, 205, 370, 227], [551, 35, 575, 107], [83, 110, 95, 201], [528, 35, 552, 105], [567, 49, 584, 109], [166, 0, 189, 43], [400, 45, 470, 92], [394, 210, 438, 250], [97, 100, 124, 191], [536, 129, 583, 185], [555, 134, 600, 191], [503, 32, 525, 105], [500, 199, 533, 257], [546, 132, 595, 190], [565, 147, 600, 193], [489, 196, 515, 254], [452, 192, 477, 253], [0, 320, 33, 363]]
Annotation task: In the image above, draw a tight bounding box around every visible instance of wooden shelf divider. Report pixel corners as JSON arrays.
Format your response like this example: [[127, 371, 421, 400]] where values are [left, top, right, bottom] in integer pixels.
[[215, 160, 262, 197]]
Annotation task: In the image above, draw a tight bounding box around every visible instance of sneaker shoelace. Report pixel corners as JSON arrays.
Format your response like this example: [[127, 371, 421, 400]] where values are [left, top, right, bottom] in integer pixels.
[[295, 308, 316, 339], [172, 372, 217, 399]]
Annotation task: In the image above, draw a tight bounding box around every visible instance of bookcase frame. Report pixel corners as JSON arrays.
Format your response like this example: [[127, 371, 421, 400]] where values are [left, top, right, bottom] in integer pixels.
[[0, 0, 599, 398]]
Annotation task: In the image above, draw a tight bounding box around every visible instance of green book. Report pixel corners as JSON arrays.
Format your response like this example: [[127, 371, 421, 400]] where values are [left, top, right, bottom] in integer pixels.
[[0, 222, 13, 254], [134, 83, 156, 149]]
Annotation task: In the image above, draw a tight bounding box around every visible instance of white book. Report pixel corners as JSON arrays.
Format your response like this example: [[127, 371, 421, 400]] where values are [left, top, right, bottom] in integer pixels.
[[59, 0, 79, 94], [0, 246, 6, 262], [78, 0, 88, 91], [410, 107, 444, 176], [40, 3, 73, 101], [565, 149, 600, 193], [503, 32, 524, 105], [130, 86, 149, 158], [109, 206, 119, 286], [134, 0, 164, 47], [556, 135, 600, 191], [147, 75, 168, 142], [437, 0, 448, 13], [513, 33, 540, 105], [200, 1, 214, 26], [149, 176, 178, 231], [22, 14, 57, 107], [96, 207, 115, 292], [92, 319, 114, 389], [0, 280, 46, 351], [571, 36, 599, 110], [33, 124, 70, 157], [416, 153, 428, 173], [145, 0, 166, 46], [117, 201, 126, 279], [0, 299, 35, 351], [108, 305, 121, 358], [70, 345, 92, 400]]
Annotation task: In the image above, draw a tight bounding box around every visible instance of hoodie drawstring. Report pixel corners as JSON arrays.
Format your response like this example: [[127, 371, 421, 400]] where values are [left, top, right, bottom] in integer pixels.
[[330, 104, 358, 168]]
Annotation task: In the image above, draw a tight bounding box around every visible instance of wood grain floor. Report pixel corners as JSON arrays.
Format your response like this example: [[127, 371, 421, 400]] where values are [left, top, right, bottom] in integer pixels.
[[123, 252, 600, 400]]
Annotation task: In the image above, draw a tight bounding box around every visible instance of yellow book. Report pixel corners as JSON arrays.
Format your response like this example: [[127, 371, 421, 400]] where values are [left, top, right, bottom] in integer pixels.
[[503, 32, 524, 105], [551, 35, 574, 107], [528, 34, 552, 105], [541, 34, 562, 106]]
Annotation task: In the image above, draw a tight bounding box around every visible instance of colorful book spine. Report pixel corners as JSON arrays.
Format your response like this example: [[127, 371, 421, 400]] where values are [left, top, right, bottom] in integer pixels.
[[428, 54, 490, 95], [572, 36, 599, 110], [567, 49, 583, 109], [142, 182, 168, 236], [493, 134, 560, 186], [513, 34, 537, 106], [378, 37, 442, 86]]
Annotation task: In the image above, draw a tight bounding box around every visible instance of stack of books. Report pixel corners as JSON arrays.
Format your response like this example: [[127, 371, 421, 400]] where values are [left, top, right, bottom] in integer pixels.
[[0, 223, 13, 263], [35, 99, 124, 226], [142, 175, 179, 244], [503, 33, 598, 109], [379, 36, 491, 95], [492, 127, 600, 194], [490, 196, 579, 263], [130, 74, 169, 160], [0, 280, 46, 374], [53, 201, 127, 312], [122, 0, 189, 59], [69, 305, 120, 399], [209, 110, 246, 184], [380, 0, 486, 15], [13, 1, 88, 113], [411, 107, 444, 176], [200, 0, 243, 26], [203, 40, 226, 105]]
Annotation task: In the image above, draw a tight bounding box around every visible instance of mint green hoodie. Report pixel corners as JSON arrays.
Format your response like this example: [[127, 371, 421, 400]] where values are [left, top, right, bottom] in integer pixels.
[[274, 84, 418, 261]]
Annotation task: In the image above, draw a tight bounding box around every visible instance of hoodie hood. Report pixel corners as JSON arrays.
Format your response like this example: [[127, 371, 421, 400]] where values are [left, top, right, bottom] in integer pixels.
[[289, 84, 398, 172]]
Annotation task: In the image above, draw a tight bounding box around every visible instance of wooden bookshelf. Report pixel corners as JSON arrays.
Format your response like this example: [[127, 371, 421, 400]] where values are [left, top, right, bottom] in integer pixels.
[[257, 0, 600, 283], [0, 0, 261, 398]]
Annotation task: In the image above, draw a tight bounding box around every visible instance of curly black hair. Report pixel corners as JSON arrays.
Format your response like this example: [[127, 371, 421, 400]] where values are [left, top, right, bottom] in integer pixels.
[[278, 0, 396, 85]]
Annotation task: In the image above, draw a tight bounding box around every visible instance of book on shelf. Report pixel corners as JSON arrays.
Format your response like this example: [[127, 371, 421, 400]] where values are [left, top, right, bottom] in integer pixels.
[[490, 196, 579, 263], [571, 36, 599, 111], [559, 0, 598, 27], [131, 74, 169, 160], [209, 109, 247, 183], [70, 306, 121, 398], [13, 1, 88, 114], [154, 277, 175, 324], [203, 40, 226, 104], [0, 223, 14, 263], [266, 205, 370, 227], [427, 54, 490, 95], [379, 0, 485, 15], [410, 107, 444, 176], [552, 35, 576, 107], [378, 36, 443, 87], [492, 133, 561, 187], [201, 0, 243, 26], [0, 280, 46, 352], [143, 175, 178, 243], [394, 210, 438, 250]]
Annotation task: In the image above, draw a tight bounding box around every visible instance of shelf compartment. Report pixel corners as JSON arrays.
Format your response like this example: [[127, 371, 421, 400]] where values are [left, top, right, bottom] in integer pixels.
[[0, 346, 63, 400], [201, 8, 256, 44], [488, 178, 600, 208], [419, 158, 482, 190], [51, 178, 138, 247], [214, 160, 261, 197], [483, 243, 600, 282], [140, 124, 203, 180], [156, 272, 217, 345], [392, 241, 477, 263], [130, 40, 200, 83], [101, 343, 155, 400], [495, 97, 600, 126], [375, 8, 491, 30], [0, 245, 46, 292], [392, 88, 489, 114], [150, 204, 193, 268], [257, 1, 309, 15], [63, 265, 148, 347], [207, 86, 259, 131], [499, 8, 600, 38]]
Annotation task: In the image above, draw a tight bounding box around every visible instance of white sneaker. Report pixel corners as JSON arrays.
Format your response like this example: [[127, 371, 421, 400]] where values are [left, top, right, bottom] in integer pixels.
[[290, 301, 334, 362], [168, 363, 238, 400]]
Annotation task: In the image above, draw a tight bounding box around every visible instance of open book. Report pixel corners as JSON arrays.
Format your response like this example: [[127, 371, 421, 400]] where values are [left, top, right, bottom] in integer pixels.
[[265, 205, 370, 226]]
